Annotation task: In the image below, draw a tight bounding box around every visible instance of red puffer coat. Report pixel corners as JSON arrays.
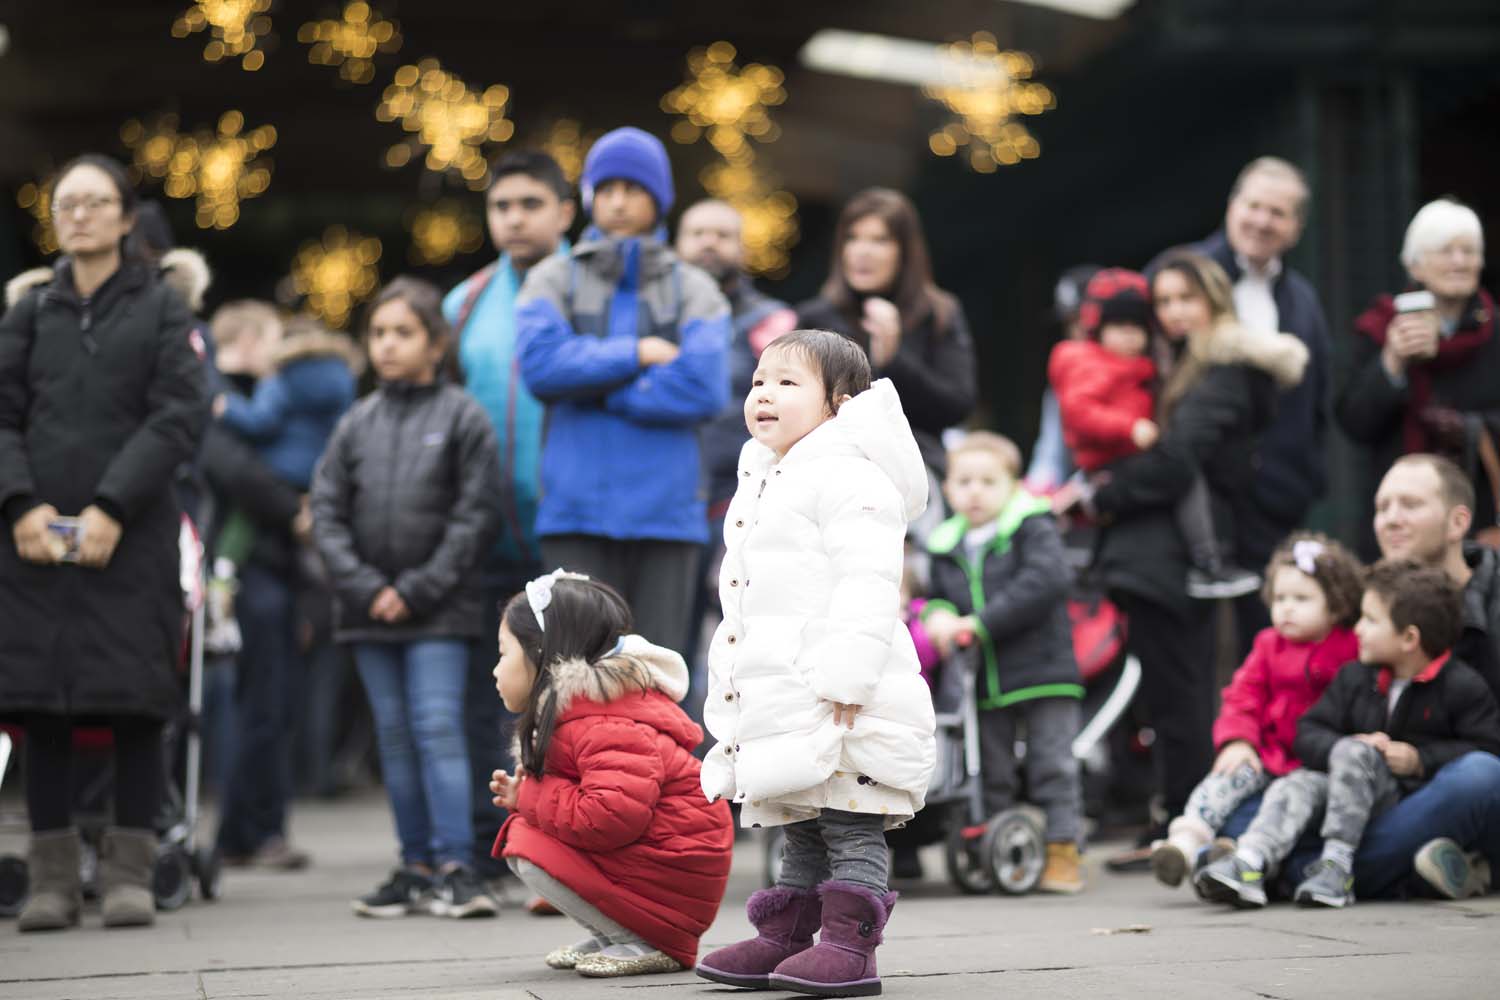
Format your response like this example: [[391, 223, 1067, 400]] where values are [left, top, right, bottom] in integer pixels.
[[1047, 339, 1156, 472], [494, 636, 733, 967], [1212, 626, 1360, 776]]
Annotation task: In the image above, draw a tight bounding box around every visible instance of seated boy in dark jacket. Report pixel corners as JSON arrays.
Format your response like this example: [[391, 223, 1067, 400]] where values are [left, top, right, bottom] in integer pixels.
[[1197, 560, 1500, 909], [922, 431, 1086, 894]]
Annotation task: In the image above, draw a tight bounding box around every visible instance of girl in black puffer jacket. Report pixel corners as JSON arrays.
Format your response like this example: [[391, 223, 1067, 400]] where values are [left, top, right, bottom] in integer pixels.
[[311, 276, 503, 918]]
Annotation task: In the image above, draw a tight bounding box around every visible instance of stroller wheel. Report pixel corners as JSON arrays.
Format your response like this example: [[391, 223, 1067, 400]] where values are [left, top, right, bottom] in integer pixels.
[[0, 854, 29, 917], [983, 809, 1045, 895], [153, 847, 193, 911], [194, 847, 222, 901], [761, 827, 787, 888], [944, 817, 996, 894]]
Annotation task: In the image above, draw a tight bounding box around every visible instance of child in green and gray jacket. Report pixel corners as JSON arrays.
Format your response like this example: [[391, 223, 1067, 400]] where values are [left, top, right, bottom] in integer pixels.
[[922, 430, 1086, 893]]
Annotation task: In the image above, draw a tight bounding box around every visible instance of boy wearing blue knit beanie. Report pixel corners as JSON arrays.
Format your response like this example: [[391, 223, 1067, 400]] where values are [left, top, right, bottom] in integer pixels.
[[515, 127, 731, 667]]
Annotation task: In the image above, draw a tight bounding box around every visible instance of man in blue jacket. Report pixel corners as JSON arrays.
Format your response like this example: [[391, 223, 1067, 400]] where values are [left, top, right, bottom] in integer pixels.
[[445, 149, 575, 881], [516, 127, 730, 656]]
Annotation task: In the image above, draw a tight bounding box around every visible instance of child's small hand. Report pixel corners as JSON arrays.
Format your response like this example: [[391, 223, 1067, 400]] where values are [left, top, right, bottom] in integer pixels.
[[1382, 741, 1423, 777], [1130, 418, 1159, 450], [1211, 740, 1262, 776], [490, 767, 526, 809], [637, 336, 681, 367], [830, 703, 862, 730], [1352, 732, 1391, 752]]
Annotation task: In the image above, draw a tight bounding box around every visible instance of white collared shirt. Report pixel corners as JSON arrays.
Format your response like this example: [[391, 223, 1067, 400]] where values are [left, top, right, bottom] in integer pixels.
[[1233, 253, 1282, 333]]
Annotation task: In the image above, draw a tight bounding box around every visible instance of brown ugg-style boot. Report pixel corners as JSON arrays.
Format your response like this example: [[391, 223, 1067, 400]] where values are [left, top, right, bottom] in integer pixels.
[[99, 828, 157, 928], [1037, 841, 1085, 894], [17, 829, 82, 932], [697, 885, 822, 989]]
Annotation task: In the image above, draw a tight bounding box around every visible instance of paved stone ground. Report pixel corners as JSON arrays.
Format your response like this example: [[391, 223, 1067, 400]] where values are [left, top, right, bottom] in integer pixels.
[[0, 794, 1496, 999]]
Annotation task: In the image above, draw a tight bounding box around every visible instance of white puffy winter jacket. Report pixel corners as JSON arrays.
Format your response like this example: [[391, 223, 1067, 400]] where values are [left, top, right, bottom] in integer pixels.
[[700, 379, 938, 809]]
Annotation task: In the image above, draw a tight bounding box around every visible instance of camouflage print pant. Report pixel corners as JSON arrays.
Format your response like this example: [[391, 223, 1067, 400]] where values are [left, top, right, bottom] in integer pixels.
[[1236, 737, 1403, 870]]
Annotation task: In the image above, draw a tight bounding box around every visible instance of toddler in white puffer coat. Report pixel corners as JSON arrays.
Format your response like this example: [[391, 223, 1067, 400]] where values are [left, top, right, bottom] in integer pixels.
[[696, 329, 936, 999]]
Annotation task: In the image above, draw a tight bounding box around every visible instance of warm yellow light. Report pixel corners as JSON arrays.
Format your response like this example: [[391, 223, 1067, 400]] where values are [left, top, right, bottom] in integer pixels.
[[17, 180, 58, 254], [408, 200, 484, 266], [290, 226, 383, 329], [539, 119, 598, 184], [172, 0, 272, 71], [299, 1, 401, 84], [121, 112, 277, 229], [378, 58, 512, 190], [922, 33, 1054, 171]]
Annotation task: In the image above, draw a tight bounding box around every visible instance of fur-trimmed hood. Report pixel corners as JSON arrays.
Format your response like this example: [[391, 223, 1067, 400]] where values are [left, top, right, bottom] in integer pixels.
[[1191, 319, 1309, 389], [159, 248, 211, 312], [5, 247, 212, 313], [511, 635, 697, 761], [272, 327, 365, 374]]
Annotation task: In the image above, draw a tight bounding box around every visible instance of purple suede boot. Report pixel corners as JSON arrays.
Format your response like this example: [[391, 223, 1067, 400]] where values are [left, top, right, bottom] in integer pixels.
[[768, 880, 897, 997], [696, 886, 822, 989]]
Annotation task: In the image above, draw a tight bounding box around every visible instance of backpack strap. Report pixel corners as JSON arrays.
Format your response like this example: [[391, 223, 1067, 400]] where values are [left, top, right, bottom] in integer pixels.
[[453, 262, 499, 340]]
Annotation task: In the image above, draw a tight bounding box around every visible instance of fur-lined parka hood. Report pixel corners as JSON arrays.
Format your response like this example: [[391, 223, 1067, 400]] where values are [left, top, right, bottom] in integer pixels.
[[5, 247, 212, 313], [1192, 318, 1309, 389], [512, 635, 700, 760], [272, 327, 365, 374]]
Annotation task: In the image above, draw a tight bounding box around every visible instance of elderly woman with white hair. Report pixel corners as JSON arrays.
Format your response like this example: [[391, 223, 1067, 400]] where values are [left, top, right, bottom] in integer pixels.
[[1337, 197, 1496, 555]]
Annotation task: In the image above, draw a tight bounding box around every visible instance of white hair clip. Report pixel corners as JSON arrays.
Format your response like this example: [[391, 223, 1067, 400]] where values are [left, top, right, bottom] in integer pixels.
[[525, 568, 591, 632], [1292, 539, 1324, 576]]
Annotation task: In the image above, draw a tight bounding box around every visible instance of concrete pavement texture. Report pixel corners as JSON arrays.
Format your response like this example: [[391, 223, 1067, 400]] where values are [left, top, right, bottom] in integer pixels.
[[1, 794, 1496, 999]]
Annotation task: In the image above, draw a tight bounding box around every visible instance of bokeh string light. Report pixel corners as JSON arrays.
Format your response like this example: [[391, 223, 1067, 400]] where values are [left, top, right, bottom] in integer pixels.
[[377, 58, 514, 189], [662, 40, 785, 165], [538, 119, 599, 184], [298, 1, 401, 85], [664, 42, 798, 277], [121, 112, 277, 229], [923, 32, 1054, 172], [171, 0, 273, 71], [290, 226, 383, 329], [408, 201, 483, 266], [16, 180, 58, 255]]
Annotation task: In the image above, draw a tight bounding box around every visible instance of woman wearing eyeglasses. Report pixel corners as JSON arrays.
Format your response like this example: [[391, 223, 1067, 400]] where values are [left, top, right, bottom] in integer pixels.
[[0, 153, 209, 931]]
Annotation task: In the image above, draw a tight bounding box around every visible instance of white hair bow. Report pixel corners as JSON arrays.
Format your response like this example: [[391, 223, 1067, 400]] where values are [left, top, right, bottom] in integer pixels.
[[1292, 539, 1324, 576], [525, 568, 591, 632]]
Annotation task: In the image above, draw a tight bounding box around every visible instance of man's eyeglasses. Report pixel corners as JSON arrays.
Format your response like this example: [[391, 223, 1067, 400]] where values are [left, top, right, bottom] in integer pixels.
[[52, 195, 121, 218]]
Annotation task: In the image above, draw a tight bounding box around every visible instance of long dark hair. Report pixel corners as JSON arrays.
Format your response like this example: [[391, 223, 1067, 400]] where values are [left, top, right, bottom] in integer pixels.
[[53, 153, 144, 263], [503, 575, 636, 777], [821, 187, 955, 337]]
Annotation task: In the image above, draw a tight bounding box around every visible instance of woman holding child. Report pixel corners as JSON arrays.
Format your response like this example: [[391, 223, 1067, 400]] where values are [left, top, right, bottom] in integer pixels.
[[1083, 252, 1309, 836]]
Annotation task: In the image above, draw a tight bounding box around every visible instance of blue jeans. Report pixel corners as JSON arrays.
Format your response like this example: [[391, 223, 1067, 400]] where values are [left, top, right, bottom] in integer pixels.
[[216, 564, 299, 856], [1220, 752, 1500, 899], [354, 639, 475, 869]]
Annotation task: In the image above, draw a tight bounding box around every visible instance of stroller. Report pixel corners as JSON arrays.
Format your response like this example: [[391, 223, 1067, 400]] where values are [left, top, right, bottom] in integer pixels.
[[761, 596, 1142, 894], [0, 514, 222, 916]]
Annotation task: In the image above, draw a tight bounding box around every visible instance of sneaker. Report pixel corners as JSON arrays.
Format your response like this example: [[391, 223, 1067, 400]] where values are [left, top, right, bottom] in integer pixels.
[[1193, 853, 1268, 908], [1294, 859, 1355, 908], [1187, 566, 1262, 600], [1151, 840, 1190, 888], [432, 866, 499, 918], [526, 894, 562, 915], [1414, 837, 1492, 900], [352, 868, 433, 918], [222, 836, 311, 871]]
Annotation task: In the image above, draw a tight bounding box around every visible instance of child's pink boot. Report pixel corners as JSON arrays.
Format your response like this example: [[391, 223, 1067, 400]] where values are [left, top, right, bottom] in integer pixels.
[[696, 886, 821, 989]]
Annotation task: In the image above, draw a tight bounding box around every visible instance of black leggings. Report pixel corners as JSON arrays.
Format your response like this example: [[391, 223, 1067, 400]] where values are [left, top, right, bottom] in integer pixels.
[[24, 715, 164, 832]]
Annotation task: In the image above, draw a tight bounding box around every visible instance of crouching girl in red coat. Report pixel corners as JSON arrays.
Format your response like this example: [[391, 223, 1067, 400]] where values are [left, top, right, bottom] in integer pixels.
[[490, 570, 734, 978], [1150, 533, 1365, 887]]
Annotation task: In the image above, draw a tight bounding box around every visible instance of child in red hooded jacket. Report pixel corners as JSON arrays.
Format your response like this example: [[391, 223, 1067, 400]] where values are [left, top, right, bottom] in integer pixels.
[[1150, 532, 1365, 887], [489, 571, 733, 978]]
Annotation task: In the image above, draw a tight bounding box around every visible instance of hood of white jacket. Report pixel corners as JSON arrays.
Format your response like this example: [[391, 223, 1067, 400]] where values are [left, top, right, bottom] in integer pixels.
[[741, 379, 929, 521]]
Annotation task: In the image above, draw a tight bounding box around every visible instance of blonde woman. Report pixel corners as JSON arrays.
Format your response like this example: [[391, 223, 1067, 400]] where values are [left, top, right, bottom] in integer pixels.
[[1082, 250, 1308, 856]]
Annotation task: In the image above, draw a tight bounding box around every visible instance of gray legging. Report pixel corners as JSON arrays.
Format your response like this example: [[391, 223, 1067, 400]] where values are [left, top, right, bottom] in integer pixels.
[[507, 856, 646, 948], [777, 809, 889, 892]]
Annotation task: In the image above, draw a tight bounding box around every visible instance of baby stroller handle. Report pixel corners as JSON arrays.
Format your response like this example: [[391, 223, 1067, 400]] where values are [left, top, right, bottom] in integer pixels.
[[960, 646, 983, 781], [1071, 654, 1142, 760]]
